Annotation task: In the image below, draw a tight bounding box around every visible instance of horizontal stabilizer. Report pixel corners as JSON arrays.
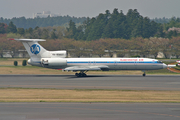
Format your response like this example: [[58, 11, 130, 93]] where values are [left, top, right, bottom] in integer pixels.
[[9, 38, 46, 42]]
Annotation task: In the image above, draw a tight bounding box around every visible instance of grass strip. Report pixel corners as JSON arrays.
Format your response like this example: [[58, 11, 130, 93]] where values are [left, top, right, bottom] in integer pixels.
[[0, 89, 180, 103]]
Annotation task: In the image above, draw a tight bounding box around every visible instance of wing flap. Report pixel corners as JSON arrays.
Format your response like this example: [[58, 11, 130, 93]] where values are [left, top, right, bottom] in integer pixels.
[[64, 66, 109, 71]]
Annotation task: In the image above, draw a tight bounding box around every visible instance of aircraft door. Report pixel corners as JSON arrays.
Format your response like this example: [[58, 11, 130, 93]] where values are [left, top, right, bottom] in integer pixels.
[[114, 60, 118, 69], [114, 61, 117, 66], [134, 61, 137, 69]]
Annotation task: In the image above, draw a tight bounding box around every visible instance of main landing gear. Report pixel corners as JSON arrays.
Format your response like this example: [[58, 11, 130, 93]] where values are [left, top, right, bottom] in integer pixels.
[[75, 71, 88, 77]]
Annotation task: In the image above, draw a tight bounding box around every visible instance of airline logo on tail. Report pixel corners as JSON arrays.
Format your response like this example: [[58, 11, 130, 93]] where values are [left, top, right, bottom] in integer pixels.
[[30, 44, 41, 54]]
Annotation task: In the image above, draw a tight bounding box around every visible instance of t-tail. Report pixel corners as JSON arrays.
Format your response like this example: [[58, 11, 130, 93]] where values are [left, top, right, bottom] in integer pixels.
[[10, 39, 66, 65]]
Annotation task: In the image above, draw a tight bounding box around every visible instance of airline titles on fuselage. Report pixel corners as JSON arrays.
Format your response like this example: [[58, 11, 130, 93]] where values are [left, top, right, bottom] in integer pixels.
[[120, 59, 144, 61]]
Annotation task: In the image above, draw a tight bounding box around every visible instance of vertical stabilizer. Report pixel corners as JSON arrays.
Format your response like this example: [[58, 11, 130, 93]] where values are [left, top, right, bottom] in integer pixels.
[[13, 39, 50, 61]]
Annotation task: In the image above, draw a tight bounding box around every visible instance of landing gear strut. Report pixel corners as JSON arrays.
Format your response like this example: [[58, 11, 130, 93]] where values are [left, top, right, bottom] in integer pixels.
[[75, 71, 88, 77]]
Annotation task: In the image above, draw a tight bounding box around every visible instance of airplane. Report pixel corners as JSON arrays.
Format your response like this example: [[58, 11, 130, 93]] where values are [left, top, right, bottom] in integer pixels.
[[10, 38, 177, 77]]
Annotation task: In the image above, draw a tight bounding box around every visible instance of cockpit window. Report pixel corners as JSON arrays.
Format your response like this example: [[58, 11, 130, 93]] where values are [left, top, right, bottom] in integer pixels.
[[157, 61, 162, 63]]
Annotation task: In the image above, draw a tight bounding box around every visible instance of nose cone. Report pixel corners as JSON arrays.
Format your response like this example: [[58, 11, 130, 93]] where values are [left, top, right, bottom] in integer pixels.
[[163, 63, 167, 69]]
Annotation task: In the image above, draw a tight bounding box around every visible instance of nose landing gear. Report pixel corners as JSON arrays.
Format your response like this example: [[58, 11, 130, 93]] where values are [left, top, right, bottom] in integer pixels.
[[143, 73, 146, 76], [142, 70, 146, 77]]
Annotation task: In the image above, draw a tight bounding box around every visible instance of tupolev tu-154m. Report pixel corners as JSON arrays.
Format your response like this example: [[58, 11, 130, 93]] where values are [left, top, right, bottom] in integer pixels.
[[10, 39, 177, 77]]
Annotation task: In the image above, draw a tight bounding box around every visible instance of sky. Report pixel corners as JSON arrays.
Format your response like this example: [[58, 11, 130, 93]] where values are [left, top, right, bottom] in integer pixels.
[[0, 0, 180, 19]]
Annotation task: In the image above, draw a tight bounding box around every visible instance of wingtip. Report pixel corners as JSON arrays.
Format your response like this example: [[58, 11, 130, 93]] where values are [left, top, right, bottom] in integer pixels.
[[167, 65, 176, 68], [176, 60, 180, 63]]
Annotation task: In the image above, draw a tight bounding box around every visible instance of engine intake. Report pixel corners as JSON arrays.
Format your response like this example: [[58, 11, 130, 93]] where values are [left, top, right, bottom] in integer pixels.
[[41, 58, 67, 67]]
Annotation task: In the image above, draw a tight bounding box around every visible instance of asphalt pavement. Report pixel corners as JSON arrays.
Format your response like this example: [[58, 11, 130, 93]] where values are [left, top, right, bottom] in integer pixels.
[[0, 103, 180, 120], [0, 75, 180, 90], [0, 75, 180, 120]]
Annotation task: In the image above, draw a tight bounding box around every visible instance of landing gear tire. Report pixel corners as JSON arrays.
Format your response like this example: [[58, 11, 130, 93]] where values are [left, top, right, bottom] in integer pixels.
[[82, 73, 87, 77], [143, 73, 146, 77], [75, 73, 87, 77], [78, 73, 82, 77], [75, 73, 78, 77]]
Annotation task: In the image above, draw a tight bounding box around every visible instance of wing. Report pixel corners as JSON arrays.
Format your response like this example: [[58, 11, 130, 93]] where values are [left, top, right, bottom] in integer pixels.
[[64, 66, 109, 71]]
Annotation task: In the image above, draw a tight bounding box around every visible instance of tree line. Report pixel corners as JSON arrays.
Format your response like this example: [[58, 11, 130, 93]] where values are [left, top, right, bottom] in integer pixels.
[[1, 34, 180, 59], [1, 9, 180, 40], [152, 17, 171, 24], [66, 9, 180, 40], [0, 16, 86, 29]]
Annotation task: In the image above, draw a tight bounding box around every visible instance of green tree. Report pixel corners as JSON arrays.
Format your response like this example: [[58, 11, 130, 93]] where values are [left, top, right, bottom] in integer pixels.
[[166, 30, 178, 39], [74, 26, 84, 40], [0, 23, 6, 34], [142, 17, 151, 38], [155, 25, 165, 38], [111, 9, 120, 38], [102, 21, 113, 38], [131, 16, 143, 38], [126, 9, 141, 39], [27, 27, 33, 34], [41, 28, 49, 39], [7, 21, 17, 33], [17, 28, 25, 35], [66, 20, 77, 38], [87, 13, 106, 40], [51, 31, 57, 39]]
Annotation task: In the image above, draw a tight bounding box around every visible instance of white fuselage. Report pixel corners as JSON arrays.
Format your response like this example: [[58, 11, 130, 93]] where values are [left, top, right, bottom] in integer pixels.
[[28, 58, 167, 71]]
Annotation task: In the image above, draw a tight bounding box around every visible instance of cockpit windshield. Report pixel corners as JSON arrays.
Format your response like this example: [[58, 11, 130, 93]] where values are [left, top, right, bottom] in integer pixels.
[[157, 61, 162, 63]]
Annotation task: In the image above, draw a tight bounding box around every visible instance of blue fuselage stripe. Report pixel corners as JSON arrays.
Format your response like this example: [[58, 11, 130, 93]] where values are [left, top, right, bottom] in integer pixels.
[[67, 61, 159, 63]]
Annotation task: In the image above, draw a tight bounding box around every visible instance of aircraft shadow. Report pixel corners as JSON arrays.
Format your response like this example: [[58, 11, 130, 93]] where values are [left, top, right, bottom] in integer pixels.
[[0, 75, 179, 78]]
